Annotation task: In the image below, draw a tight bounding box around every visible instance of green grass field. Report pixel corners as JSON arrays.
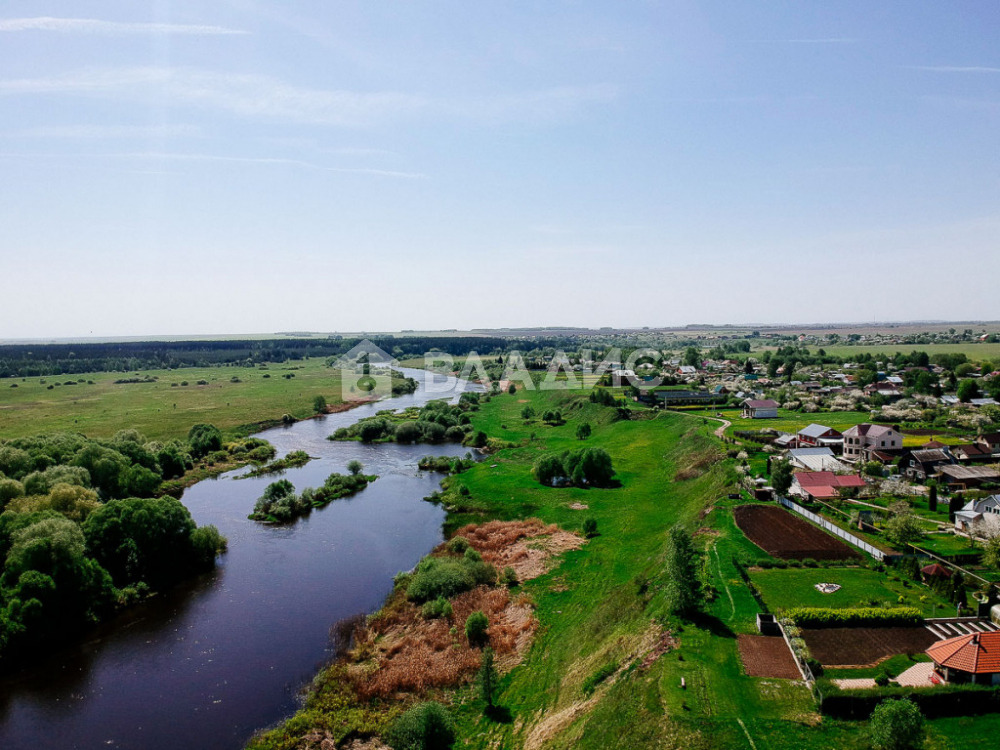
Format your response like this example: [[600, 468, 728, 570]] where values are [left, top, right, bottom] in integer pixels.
[[750, 567, 953, 617], [0, 358, 346, 442]]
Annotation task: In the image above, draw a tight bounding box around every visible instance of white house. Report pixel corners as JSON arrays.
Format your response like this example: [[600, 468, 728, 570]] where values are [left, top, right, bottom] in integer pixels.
[[954, 495, 1000, 533], [741, 399, 779, 419], [842, 424, 904, 462]]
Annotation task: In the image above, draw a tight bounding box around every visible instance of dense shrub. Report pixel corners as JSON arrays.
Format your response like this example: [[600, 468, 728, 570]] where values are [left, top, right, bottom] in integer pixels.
[[384, 701, 456, 750], [532, 447, 616, 488], [465, 610, 489, 647], [786, 607, 923, 629], [421, 596, 453, 620], [406, 556, 497, 603]]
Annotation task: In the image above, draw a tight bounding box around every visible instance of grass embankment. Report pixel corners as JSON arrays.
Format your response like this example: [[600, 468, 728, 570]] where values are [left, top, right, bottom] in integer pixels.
[[0, 358, 347, 441]]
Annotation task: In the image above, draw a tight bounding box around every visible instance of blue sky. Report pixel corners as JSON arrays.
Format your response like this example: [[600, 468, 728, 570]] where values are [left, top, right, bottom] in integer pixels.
[[1, 1, 997, 338]]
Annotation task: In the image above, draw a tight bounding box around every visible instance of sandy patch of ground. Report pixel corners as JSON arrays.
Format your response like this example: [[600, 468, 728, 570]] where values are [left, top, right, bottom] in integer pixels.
[[523, 697, 600, 750], [568, 502, 589, 510]]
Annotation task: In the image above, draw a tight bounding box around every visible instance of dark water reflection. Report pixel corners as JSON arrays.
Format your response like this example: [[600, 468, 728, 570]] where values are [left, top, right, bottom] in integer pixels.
[[0, 368, 477, 750]]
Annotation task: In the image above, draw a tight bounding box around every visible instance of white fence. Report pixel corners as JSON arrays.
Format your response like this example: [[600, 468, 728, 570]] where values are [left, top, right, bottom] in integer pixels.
[[777, 496, 888, 561]]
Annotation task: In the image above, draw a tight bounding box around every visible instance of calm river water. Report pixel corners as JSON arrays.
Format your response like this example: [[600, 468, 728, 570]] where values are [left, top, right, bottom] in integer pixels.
[[0, 368, 478, 750]]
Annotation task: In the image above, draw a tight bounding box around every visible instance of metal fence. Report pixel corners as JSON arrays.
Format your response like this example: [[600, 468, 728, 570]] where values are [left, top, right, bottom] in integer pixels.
[[777, 495, 887, 561]]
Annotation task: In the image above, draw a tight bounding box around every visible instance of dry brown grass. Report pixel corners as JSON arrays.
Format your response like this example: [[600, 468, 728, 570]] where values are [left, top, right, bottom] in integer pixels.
[[454, 519, 585, 582], [346, 519, 585, 701], [674, 448, 722, 481]]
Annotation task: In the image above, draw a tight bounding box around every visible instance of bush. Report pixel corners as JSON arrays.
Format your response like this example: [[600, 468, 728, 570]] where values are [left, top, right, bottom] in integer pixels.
[[447, 536, 470, 553], [500, 566, 518, 587], [786, 607, 922, 629], [870, 698, 924, 750], [583, 518, 598, 538], [465, 610, 489, 647], [407, 558, 475, 603], [421, 596, 453, 620], [384, 701, 456, 750]]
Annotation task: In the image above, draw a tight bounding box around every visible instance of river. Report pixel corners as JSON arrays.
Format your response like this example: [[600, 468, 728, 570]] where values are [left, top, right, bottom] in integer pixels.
[[0, 367, 478, 750]]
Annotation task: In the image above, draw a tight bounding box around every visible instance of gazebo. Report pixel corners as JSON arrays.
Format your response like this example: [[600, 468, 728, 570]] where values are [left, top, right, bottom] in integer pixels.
[[927, 632, 1000, 685]]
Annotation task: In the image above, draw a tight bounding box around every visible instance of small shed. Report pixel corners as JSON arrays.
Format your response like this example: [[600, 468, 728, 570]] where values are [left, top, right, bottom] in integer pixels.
[[921, 563, 953, 580]]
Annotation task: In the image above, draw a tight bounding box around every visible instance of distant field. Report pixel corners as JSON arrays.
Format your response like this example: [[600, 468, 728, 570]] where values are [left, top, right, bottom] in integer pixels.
[[0, 358, 345, 442], [798, 342, 1000, 361]]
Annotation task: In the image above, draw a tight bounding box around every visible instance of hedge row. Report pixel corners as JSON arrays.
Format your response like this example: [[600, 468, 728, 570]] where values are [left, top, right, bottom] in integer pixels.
[[786, 606, 923, 629], [819, 682, 1000, 719]]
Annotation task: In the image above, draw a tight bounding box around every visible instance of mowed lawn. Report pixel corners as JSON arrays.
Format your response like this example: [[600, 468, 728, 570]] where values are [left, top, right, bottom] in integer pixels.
[[751, 567, 953, 617], [0, 358, 346, 442]]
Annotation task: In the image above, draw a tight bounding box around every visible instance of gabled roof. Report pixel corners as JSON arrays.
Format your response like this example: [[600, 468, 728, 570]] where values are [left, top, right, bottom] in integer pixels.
[[798, 423, 840, 439], [927, 631, 1000, 675], [920, 563, 952, 578], [954, 444, 989, 457], [794, 472, 866, 488], [743, 399, 780, 409], [922, 440, 947, 449], [909, 449, 951, 464], [843, 423, 897, 437], [979, 432, 1000, 443]]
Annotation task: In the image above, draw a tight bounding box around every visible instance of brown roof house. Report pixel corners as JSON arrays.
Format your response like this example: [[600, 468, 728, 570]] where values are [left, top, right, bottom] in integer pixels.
[[741, 399, 779, 419]]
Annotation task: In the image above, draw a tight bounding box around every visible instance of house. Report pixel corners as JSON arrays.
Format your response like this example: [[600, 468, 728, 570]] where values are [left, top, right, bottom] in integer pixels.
[[954, 495, 1000, 532], [953, 443, 991, 462], [741, 399, 779, 419], [927, 631, 1000, 685], [774, 433, 798, 449], [976, 433, 1000, 455], [939, 465, 1000, 490], [905, 448, 954, 482], [790, 471, 867, 501], [787, 447, 850, 473], [677, 365, 698, 377], [796, 424, 844, 452], [842, 424, 904, 462], [656, 390, 725, 407]]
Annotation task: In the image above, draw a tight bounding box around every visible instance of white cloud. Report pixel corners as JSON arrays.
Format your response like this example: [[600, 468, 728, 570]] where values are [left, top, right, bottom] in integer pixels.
[[0, 17, 248, 35], [0, 67, 614, 126]]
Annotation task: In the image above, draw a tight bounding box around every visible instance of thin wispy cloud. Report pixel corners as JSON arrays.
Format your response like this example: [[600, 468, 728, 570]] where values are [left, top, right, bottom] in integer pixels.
[[0, 150, 425, 179], [0, 67, 614, 126], [903, 65, 1000, 74], [749, 38, 858, 44], [2, 124, 201, 139], [0, 17, 248, 35]]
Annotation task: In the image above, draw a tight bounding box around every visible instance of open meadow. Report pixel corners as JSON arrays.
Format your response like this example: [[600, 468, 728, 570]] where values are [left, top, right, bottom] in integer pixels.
[[0, 358, 345, 441]]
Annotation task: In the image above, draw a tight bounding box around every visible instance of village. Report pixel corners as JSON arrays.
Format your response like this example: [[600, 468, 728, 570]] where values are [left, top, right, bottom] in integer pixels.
[[618, 347, 1000, 709]]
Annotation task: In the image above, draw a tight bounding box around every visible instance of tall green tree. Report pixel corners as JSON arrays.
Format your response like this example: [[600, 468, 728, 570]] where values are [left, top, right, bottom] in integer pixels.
[[479, 646, 499, 710], [663, 525, 701, 617]]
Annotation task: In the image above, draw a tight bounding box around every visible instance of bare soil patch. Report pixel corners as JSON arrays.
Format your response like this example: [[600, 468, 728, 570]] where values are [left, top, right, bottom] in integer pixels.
[[737, 634, 801, 679], [802, 627, 937, 668], [568, 502, 589, 510], [733, 504, 860, 561]]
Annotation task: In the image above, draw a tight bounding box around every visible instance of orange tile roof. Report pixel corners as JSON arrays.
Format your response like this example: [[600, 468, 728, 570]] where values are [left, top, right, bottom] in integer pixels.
[[926, 631, 1000, 674]]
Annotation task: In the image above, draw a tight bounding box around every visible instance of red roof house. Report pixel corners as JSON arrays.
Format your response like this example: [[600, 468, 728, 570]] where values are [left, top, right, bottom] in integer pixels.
[[920, 563, 952, 579], [790, 471, 867, 500], [927, 631, 1000, 685]]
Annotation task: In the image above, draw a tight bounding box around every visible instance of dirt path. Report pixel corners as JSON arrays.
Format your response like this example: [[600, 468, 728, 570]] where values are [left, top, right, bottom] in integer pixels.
[[711, 417, 731, 438]]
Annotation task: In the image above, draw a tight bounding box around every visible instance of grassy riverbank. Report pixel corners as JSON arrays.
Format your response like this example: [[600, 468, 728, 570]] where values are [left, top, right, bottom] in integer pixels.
[[251, 385, 1000, 749]]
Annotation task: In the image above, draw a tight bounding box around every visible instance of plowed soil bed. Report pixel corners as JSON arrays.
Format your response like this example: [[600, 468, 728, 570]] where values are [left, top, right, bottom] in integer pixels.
[[802, 627, 937, 667], [733, 504, 860, 561], [737, 634, 801, 679]]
